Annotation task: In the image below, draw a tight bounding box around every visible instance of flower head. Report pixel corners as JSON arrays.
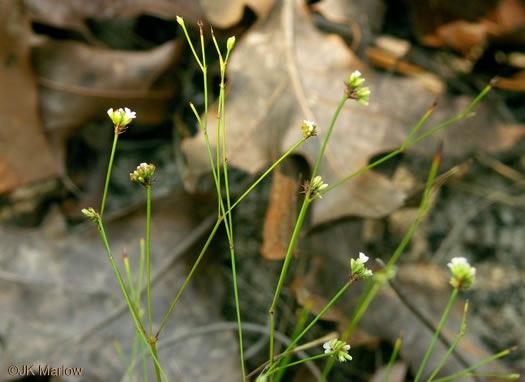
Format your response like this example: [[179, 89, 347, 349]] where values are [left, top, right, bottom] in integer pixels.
[[176, 16, 185, 27], [81, 207, 100, 224], [301, 120, 318, 139], [350, 252, 373, 281], [323, 339, 352, 362], [346, 70, 370, 106], [107, 107, 136, 134], [130, 162, 156, 187], [448, 257, 476, 290], [348, 70, 365, 88], [303, 175, 328, 200]]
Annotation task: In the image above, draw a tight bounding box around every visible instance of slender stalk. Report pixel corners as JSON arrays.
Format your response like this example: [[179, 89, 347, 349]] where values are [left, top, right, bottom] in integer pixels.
[[383, 334, 402, 382], [401, 102, 436, 150], [141, 340, 149, 382], [269, 91, 349, 372], [123, 250, 136, 305], [321, 148, 441, 381], [144, 185, 161, 382], [432, 347, 517, 382], [150, 342, 162, 382], [266, 281, 353, 376], [439, 373, 520, 380], [155, 218, 222, 338], [177, 19, 203, 70], [311, 95, 348, 179], [269, 198, 310, 371], [274, 300, 312, 382], [230, 138, 305, 211], [414, 288, 459, 382], [213, 32, 246, 380], [96, 221, 167, 381], [146, 185, 153, 336], [427, 300, 469, 382], [100, 133, 119, 218], [138, 238, 145, 307], [323, 82, 493, 195], [267, 353, 333, 376]]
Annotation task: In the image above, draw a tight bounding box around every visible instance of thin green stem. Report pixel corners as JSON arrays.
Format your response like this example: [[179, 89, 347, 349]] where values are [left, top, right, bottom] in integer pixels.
[[321, 147, 441, 381], [414, 288, 459, 382], [230, 138, 305, 211], [100, 133, 119, 218], [320, 281, 381, 381], [269, 198, 310, 371], [178, 20, 203, 70], [146, 185, 153, 336], [96, 221, 167, 381], [123, 251, 136, 304], [145, 185, 161, 382], [267, 281, 353, 376], [383, 334, 402, 382], [323, 83, 493, 195], [440, 373, 520, 380], [141, 340, 149, 382], [267, 353, 333, 376], [214, 38, 246, 379], [311, 95, 348, 179], [150, 342, 162, 382], [432, 347, 517, 382], [137, 238, 145, 307], [274, 301, 312, 382], [155, 218, 221, 338], [401, 102, 436, 150], [427, 300, 469, 382], [269, 91, 349, 373]]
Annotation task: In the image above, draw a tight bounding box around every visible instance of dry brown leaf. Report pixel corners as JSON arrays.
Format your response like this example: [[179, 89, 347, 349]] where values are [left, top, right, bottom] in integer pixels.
[[25, 0, 205, 32], [0, 0, 59, 194], [32, 38, 180, 132], [261, 166, 299, 260], [182, 0, 525, 226], [200, 0, 276, 28]]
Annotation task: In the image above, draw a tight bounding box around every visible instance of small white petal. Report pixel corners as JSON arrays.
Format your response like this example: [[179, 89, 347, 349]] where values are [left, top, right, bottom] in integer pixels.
[[359, 252, 369, 263], [352, 70, 361, 77]]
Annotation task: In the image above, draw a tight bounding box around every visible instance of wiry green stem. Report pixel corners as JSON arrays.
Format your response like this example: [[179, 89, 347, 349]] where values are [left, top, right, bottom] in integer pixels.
[[383, 334, 402, 382], [432, 347, 518, 382], [96, 221, 167, 381], [414, 288, 459, 382], [266, 280, 353, 376], [100, 133, 119, 218], [269, 92, 349, 372], [427, 300, 469, 382]]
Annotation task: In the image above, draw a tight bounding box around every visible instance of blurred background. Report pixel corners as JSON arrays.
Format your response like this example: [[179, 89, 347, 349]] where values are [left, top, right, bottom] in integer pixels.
[[1, 0, 524, 380]]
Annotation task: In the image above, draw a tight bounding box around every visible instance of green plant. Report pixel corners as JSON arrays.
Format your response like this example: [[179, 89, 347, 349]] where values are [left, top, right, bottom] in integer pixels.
[[80, 19, 519, 382]]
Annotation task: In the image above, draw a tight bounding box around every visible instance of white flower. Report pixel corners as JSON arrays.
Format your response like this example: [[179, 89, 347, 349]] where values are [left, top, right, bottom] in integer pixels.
[[323, 339, 352, 362], [301, 120, 318, 138], [350, 252, 373, 280], [107, 107, 136, 130], [448, 257, 476, 290], [123, 107, 136, 121], [348, 70, 365, 88]]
